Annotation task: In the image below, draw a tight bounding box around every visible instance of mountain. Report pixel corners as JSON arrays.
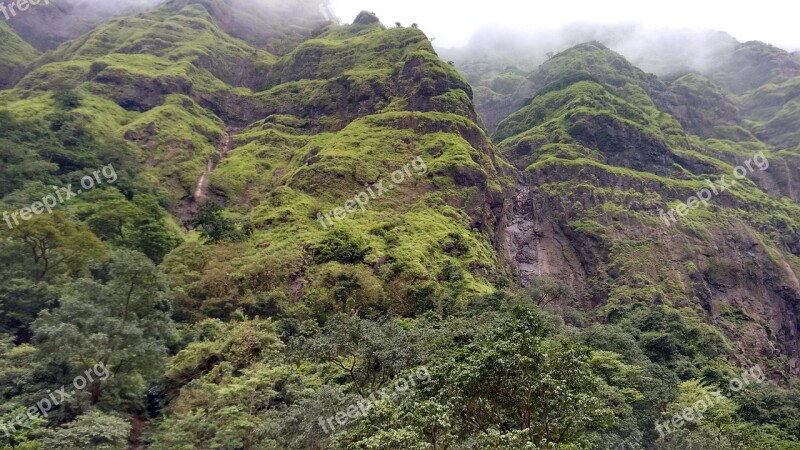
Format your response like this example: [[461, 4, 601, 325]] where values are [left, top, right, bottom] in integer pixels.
[[1, 3, 799, 449], [4, 0, 164, 51], [492, 41, 800, 374], [0, 22, 38, 88]]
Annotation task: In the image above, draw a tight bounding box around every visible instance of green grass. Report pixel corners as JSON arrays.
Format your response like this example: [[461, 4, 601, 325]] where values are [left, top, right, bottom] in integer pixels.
[[0, 22, 39, 88]]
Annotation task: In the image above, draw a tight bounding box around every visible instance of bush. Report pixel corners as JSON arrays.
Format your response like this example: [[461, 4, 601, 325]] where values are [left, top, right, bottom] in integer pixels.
[[313, 229, 369, 264], [52, 89, 81, 110], [190, 201, 247, 243]]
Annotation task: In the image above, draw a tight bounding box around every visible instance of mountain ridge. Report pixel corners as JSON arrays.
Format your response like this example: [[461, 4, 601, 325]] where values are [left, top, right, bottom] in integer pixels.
[[0, 4, 799, 449]]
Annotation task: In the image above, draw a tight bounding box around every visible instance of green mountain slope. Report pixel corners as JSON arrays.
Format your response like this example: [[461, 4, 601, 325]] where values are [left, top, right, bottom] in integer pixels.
[[4, 0, 163, 51], [0, 22, 38, 88], [1, 4, 800, 449], [492, 43, 800, 380], [2, 3, 509, 318]]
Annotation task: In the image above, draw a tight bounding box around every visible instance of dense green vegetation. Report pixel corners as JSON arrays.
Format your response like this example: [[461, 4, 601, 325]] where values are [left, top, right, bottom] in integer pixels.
[[0, 23, 38, 90], [0, 1, 798, 449], [482, 38, 800, 450]]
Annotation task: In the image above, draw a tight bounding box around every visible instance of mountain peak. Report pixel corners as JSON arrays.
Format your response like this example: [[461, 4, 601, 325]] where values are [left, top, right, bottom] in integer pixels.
[[532, 41, 656, 97], [353, 10, 380, 25]]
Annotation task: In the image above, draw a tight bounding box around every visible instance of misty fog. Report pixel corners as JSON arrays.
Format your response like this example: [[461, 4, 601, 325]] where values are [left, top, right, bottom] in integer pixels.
[[10, 0, 798, 81], [438, 23, 746, 79]]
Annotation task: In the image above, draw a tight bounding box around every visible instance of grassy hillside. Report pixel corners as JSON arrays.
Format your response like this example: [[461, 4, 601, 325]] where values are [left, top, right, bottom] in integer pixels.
[[493, 43, 800, 382], [0, 22, 38, 89], [1, 4, 799, 450]]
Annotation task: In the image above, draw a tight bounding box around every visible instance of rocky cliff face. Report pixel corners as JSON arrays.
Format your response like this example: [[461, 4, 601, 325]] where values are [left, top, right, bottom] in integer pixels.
[[490, 42, 800, 377]]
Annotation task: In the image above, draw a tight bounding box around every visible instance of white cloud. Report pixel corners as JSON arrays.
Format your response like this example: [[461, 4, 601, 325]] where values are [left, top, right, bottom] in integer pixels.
[[329, 0, 800, 50]]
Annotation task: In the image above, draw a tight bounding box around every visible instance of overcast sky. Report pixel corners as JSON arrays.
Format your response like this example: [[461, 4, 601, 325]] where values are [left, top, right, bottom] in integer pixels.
[[329, 0, 800, 51]]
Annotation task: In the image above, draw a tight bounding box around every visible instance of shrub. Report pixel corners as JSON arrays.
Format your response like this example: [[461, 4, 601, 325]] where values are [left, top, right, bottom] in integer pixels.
[[313, 229, 369, 264]]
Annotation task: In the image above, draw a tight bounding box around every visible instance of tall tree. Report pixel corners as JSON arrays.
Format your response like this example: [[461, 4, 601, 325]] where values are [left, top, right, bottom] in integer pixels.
[[33, 249, 173, 409], [341, 307, 615, 448], [5, 212, 105, 281], [190, 200, 245, 244]]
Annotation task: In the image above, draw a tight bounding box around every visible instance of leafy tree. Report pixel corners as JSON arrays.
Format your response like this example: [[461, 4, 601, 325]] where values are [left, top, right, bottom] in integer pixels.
[[304, 264, 386, 320], [442, 231, 470, 256], [165, 319, 280, 388], [63, 174, 176, 265], [0, 140, 57, 197], [0, 336, 52, 448], [0, 278, 59, 342], [656, 379, 800, 450], [153, 363, 291, 449], [52, 89, 82, 110], [440, 307, 614, 444], [293, 314, 421, 395], [190, 200, 245, 244], [33, 250, 173, 410], [0, 405, 47, 448], [522, 275, 574, 307], [5, 213, 105, 281], [278, 384, 361, 449], [580, 323, 648, 364], [586, 350, 648, 449], [151, 320, 291, 450], [125, 194, 180, 263], [738, 381, 800, 440], [42, 412, 130, 450], [49, 114, 102, 170], [81, 198, 139, 242], [53, 89, 81, 109], [405, 281, 440, 316], [342, 307, 615, 448], [608, 304, 731, 372], [313, 228, 369, 264]]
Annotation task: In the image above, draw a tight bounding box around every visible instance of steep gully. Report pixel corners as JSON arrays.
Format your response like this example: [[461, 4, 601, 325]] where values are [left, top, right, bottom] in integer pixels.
[[179, 126, 239, 224]]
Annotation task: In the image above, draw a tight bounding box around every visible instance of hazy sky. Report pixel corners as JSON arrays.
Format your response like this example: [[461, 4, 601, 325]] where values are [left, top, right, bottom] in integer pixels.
[[329, 0, 800, 50]]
